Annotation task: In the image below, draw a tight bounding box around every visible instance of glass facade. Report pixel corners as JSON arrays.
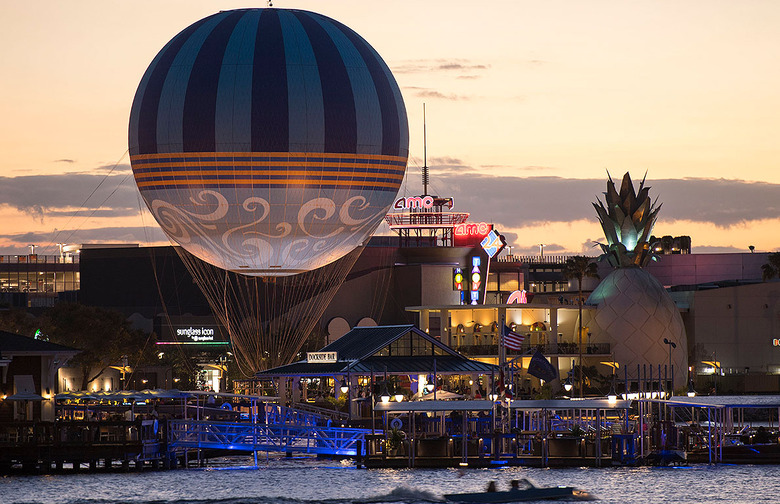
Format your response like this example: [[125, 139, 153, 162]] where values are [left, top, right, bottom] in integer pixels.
[[379, 332, 449, 357], [0, 255, 80, 307]]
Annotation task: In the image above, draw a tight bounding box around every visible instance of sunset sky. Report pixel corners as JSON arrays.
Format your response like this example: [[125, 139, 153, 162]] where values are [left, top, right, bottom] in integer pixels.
[[1, 0, 779, 256]]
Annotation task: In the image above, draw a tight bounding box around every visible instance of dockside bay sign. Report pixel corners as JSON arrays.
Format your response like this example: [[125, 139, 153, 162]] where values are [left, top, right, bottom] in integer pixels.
[[307, 352, 338, 363]]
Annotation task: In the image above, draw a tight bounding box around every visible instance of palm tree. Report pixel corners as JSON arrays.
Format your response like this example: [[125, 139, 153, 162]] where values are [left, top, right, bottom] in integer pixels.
[[762, 252, 780, 281], [562, 256, 600, 397]]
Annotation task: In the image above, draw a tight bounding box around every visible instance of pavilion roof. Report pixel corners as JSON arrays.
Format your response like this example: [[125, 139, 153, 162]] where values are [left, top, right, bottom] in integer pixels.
[[255, 325, 498, 378]]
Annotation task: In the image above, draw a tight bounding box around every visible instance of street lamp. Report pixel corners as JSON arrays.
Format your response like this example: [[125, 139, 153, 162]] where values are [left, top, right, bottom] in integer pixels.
[[563, 360, 574, 393], [606, 360, 617, 405], [380, 367, 391, 403], [686, 365, 696, 398], [607, 379, 617, 405], [663, 338, 676, 394], [488, 383, 499, 402]]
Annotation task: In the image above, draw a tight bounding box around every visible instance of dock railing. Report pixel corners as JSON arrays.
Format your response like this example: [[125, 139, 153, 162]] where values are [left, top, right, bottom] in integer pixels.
[[168, 419, 370, 457]]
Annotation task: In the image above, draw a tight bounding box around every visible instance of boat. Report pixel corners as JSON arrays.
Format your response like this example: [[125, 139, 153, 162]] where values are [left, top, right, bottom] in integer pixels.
[[443, 479, 594, 502]]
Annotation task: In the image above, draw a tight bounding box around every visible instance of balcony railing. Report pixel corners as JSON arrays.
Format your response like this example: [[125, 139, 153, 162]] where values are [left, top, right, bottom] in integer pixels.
[[0, 254, 79, 264], [455, 342, 611, 357]]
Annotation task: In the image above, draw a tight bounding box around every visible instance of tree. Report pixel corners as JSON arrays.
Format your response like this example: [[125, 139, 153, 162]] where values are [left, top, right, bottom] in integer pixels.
[[762, 252, 780, 281], [0, 308, 39, 336], [562, 256, 600, 397], [39, 303, 150, 390]]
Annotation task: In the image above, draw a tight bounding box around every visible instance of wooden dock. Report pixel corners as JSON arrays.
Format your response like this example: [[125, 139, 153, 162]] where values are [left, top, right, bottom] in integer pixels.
[[0, 420, 170, 474]]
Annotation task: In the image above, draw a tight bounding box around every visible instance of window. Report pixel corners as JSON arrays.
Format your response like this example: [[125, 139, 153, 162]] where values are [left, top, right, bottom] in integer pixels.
[[487, 272, 499, 291], [500, 273, 519, 292]]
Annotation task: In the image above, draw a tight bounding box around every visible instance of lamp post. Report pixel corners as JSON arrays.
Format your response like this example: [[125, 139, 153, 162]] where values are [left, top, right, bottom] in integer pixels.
[[121, 355, 128, 390], [606, 356, 617, 404], [607, 375, 617, 405], [663, 338, 676, 395], [687, 372, 696, 398], [563, 359, 574, 394], [380, 367, 391, 404]]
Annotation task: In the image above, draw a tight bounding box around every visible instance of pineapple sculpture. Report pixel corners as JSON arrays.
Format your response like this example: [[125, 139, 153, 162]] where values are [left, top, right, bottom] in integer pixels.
[[586, 173, 688, 391]]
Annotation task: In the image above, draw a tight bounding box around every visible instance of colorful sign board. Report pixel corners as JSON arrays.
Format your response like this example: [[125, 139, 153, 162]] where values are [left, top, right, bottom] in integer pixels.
[[480, 229, 506, 258], [453, 267, 464, 291], [470, 256, 481, 305]]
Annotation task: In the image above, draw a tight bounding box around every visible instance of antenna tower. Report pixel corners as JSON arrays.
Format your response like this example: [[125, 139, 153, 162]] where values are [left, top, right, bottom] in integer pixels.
[[422, 103, 429, 196]]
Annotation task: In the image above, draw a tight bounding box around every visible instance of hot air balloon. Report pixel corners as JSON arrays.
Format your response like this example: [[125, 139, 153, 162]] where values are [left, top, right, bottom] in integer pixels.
[[129, 8, 408, 374], [129, 8, 408, 277]]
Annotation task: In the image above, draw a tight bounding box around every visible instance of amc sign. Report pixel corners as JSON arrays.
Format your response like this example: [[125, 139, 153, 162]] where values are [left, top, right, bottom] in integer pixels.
[[454, 222, 493, 247], [393, 196, 435, 210]]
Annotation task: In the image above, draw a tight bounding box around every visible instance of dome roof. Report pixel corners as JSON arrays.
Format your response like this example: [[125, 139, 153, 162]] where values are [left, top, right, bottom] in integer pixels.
[[129, 8, 408, 157]]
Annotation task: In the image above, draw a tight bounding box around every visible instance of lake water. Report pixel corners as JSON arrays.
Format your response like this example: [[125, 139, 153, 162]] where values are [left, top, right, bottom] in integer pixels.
[[1, 455, 777, 504]]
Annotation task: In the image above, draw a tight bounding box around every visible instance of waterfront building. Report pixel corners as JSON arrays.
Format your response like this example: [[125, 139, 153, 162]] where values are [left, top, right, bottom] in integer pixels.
[[5, 226, 777, 394], [0, 249, 79, 309], [252, 324, 499, 418], [0, 330, 78, 421]]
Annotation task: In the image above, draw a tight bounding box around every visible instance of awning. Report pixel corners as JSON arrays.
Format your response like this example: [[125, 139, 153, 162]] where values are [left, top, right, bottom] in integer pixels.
[[6, 392, 45, 401], [653, 395, 780, 409], [508, 399, 633, 410], [414, 390, 464, 401], [375, 400, 496, 412], [7, 374, 44, 401]]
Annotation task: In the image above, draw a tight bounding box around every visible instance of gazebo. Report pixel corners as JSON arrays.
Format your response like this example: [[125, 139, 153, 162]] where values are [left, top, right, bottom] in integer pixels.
[[254, 325, 499, 420]]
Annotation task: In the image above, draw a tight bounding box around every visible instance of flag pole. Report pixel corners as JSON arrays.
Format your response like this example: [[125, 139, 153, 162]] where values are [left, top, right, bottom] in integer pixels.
[[500, 315, 508, 383]]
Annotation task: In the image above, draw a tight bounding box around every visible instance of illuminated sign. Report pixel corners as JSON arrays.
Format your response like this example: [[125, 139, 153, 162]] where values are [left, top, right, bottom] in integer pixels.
[[470, 256, 481, 305], [453, 268, 464, 291], [774, 339, 780, 347], [393, 196, 435, 210], [454, 222, 492, 236], [307, 351, 338, 363], [480, 229, 506, 258], [454, 222, 494, 247], [177, 327, 215, 340], [155, 317, 230, 346], [392, 196, 455, 210], [507, 290, 529, 304]]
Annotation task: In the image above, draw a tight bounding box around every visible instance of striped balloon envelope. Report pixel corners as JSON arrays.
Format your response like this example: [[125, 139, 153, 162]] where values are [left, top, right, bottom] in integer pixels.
[[129, 8, 408, 276]]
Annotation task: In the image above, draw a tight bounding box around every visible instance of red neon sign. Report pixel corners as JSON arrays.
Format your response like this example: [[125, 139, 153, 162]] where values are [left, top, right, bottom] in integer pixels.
[[454, 222, 493, 247], [507, 290, 528, 304]]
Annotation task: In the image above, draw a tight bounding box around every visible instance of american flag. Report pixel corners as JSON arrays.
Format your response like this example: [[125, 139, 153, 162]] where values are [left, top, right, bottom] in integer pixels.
[[502, 324, 525, 350]]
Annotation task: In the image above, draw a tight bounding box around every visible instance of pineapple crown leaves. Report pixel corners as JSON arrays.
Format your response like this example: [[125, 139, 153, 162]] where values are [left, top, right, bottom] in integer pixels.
[[593, 171, 661, 268]]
